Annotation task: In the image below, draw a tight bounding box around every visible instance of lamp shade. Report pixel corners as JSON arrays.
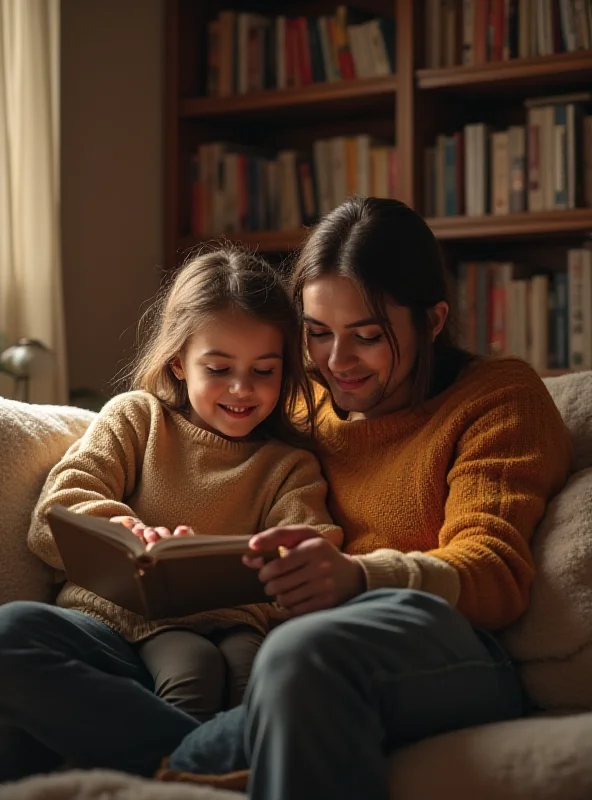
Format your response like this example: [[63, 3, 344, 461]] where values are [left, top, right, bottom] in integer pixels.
[[0, 338, 55, 378]]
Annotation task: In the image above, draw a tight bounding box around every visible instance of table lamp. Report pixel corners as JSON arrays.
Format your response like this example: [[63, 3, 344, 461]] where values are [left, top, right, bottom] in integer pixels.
[[0, 338, 55, 402]]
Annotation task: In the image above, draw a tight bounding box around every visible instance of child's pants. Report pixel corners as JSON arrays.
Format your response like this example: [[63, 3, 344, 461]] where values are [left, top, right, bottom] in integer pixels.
[[137, 626, 264, 721]]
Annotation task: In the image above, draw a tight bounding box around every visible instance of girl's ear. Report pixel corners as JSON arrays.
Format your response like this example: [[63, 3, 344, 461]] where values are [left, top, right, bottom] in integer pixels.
[[429, 302, 449, 341], [170, 355, 185, 381]]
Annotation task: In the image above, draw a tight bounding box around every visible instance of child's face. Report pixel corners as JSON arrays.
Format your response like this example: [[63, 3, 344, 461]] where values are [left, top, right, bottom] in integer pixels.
[[171, 309, 284, 439]]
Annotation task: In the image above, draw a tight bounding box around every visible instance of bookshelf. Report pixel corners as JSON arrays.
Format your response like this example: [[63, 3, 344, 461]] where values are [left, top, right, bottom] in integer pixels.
[[165, 0, 592, 373]]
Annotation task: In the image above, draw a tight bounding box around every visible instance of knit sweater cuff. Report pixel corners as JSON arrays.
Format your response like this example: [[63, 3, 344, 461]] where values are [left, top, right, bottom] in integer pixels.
[[353, 550, 461, 607]]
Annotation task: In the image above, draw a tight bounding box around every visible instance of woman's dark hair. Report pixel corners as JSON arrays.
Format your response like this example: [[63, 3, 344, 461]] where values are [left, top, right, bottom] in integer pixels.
[[291, 196, 476, 406], [124, 243, 315, 446]]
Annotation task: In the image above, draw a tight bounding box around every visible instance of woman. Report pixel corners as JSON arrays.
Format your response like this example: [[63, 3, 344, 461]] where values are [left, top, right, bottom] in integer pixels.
[[0, 198, 570, 797], [160, 197, 572, 799]]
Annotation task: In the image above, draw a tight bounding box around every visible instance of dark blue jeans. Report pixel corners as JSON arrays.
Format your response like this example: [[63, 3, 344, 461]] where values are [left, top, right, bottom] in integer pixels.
[[0, 590, 523, 799], [169, 589, 525, 800], [0, 601, 198, 781]]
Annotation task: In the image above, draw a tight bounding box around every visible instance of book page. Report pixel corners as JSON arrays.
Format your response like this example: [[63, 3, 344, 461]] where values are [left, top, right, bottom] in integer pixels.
[[149, 533, 256, 558]]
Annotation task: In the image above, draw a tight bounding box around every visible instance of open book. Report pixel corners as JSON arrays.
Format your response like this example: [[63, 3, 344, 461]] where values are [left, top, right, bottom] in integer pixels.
[[47, 504, 278, 620]]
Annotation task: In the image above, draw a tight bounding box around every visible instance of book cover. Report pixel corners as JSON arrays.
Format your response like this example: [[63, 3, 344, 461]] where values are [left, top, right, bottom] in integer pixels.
[[47, 505, 278, 621]]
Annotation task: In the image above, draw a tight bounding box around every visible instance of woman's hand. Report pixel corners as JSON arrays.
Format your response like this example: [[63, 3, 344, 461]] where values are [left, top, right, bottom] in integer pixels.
[[244, 526, 366, 616], [110, 516, 194, 548]]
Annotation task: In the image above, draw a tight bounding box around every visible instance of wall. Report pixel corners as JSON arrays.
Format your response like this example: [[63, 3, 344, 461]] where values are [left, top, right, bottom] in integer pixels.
[[61, 0, 164, 399]]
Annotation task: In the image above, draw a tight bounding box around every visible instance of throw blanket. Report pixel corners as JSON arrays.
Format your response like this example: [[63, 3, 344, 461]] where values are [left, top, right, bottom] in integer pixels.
[[0, 769, 242, 800], [0, 397, 95, 606]]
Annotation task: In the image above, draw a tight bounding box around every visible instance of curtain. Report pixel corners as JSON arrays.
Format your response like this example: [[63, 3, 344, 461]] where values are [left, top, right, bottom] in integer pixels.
[[0, 0, 67, 403]]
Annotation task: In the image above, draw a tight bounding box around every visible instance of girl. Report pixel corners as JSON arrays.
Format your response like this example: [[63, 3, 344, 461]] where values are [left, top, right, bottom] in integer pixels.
[[0, 245, 341, 780]]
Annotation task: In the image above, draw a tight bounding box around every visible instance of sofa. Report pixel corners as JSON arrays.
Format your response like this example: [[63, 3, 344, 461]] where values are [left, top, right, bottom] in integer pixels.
[[2, 371, 592, 800]]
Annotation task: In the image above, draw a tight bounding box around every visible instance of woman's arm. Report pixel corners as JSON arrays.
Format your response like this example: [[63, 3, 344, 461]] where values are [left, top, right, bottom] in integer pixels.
[[354, 378, 572, 629], [250, 377, 572, 628], [28, 392, 153, 570]]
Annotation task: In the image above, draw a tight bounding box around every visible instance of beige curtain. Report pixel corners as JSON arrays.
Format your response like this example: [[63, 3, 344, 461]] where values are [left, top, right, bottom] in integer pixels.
[[0, 0, 67, 403]]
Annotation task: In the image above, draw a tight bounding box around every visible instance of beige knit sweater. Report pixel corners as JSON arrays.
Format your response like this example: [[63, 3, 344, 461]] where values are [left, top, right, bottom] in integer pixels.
[[28, 391, 342, 641]]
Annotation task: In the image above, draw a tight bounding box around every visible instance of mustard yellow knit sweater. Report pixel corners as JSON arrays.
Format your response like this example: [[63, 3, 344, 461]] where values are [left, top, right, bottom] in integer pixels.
[[315, 358, 572, 630], [28, 391, 342, 642]]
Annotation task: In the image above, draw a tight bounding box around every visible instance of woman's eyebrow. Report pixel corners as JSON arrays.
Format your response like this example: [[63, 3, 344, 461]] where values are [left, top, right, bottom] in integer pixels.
[[303, 315, 381, 329], [303, 315, 328, 327]]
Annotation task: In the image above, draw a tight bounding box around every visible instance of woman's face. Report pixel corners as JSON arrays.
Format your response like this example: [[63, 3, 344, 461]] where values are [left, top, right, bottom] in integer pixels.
[[302, 275, 420, 419]]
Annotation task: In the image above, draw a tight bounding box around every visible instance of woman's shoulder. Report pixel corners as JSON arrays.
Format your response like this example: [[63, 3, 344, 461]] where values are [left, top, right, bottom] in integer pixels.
[[444, 356, 565, 430], [453, 356, 549, 399]]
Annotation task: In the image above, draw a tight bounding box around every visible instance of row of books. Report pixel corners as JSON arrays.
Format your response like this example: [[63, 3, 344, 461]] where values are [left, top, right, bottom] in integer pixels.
[[425, 92, 592, 217], [190, 137, 398, 236], [426, 0, 592, 70], [206, 7, 395, 97], [456, 249, 592, 371]]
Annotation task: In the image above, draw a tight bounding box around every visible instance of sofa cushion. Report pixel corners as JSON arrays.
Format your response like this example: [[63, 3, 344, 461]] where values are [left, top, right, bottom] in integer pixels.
[[0, 398, 95, 606], [499, 371, 592, 711], [500, 466, 592, 710], [542, 371, 592, 473], [388, 710, 592, 800]]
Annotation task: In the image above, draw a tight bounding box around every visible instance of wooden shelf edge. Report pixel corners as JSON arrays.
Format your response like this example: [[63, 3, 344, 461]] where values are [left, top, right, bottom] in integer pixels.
[[178, 211, 592, 253], [177, 229, 308, 254], [416, 50, 592, 89], [179, 75, 397, 118], [427, 209, 592, 240]]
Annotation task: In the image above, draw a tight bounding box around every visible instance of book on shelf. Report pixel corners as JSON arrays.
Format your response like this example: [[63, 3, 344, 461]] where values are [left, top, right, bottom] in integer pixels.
[[424, 92, 592, 217], [190, 135, 398, 237], [46, 504, 279, 620], [205, 6, 396, 98], [455, 248, 592, 372], [425, 0, 592, 70]]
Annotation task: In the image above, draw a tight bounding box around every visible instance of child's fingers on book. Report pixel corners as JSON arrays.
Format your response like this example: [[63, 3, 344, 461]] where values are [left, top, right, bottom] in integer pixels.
[[173, 525, 194, 536], [110, 515, 141, 530], [155, 526, 173, 538], [143, 527, 161, 543]]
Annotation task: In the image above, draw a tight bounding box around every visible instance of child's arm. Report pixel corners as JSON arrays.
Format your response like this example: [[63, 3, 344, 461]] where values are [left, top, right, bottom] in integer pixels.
[[263, 449, 343, 548], [27, 392, 154, 570]]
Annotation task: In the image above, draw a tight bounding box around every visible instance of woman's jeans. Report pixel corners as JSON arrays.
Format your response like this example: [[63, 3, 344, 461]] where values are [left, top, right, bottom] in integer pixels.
[[0, 590, 524, 799]]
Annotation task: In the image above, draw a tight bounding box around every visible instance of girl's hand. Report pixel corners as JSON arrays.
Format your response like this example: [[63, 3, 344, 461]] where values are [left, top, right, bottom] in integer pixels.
[[244, 525, 366, 616], [110, 516, 194, 547]]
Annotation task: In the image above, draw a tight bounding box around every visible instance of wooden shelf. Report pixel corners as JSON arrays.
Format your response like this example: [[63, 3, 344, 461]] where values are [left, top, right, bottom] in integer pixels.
[[416, 50, 592, 93], [179, 211, 592, 254], [177, 228, 308, 255], [427, 209, 592, 241], [179, 75, 397, 121]]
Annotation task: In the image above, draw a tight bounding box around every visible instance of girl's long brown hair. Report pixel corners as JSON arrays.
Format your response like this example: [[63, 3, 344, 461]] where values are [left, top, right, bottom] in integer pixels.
[[124, 244, 315, 446], [291, 197, 476, 407]]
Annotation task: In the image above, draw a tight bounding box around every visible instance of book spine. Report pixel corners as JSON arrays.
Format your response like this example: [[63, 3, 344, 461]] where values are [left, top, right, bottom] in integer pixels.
[[554, 271, 569, 369], [508, 125, 526, 212], [554, 104, 568, 209]]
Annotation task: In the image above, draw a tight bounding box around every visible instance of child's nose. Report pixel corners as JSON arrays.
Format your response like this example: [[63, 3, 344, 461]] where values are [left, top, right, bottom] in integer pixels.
[[229, 379, 253, 397]]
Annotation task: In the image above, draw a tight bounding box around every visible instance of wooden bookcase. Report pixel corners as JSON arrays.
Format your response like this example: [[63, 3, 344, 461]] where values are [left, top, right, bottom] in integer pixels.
[[165, 0, 592, 375]]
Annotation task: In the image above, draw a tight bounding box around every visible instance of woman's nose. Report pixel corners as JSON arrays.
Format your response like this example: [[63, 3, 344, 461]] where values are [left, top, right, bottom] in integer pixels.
[[328, 340, 355, 372]]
